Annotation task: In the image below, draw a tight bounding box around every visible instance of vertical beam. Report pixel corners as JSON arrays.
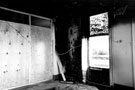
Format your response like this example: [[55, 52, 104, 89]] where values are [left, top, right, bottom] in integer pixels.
[[87, 38, 89, 67], [29, 15, 31, 83], [109, 27, 114, 86], [87, 37, 89, 83], [51, 20, 58, 76], [131, 18, 135, 89], [51, 20, 54, 77]]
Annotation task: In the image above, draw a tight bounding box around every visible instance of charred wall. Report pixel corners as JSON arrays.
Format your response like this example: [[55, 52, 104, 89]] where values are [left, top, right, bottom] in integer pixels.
[[55, 14, 83, 82]]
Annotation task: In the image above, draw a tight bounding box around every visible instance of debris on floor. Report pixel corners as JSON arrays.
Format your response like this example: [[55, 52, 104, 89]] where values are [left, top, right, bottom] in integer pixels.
[[11, 80, 99, 90]]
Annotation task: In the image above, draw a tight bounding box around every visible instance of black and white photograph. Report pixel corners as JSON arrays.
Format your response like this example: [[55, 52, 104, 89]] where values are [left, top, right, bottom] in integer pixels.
[[0, 0, 135, 90]]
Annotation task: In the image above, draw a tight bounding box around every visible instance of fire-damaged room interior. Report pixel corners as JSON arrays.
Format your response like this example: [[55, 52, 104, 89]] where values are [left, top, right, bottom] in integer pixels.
[[0, 0, 135, 90]]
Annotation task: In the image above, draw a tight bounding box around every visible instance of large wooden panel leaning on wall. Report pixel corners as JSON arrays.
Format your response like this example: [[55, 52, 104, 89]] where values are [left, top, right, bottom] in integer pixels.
[[0, 20, 30, 89], [0, 20, 53, 90]]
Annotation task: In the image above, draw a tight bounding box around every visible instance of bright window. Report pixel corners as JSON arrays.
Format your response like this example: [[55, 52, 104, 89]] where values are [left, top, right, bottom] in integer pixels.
[[89, 12, 109, 69]]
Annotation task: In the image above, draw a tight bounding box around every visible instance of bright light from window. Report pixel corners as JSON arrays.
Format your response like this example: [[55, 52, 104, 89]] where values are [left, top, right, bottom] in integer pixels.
[[89, 36, 109, 68], [89, 12, 109, 69]]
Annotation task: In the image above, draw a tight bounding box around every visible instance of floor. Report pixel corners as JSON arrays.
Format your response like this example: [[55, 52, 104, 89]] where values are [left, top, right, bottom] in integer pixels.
[[93, 84, 134, 90], [10, 80, 135, 90], [11, 80, 98, 90]]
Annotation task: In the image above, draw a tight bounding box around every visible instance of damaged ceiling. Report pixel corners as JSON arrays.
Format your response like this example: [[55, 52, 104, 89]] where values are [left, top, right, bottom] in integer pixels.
[[0, 0, 134, 18], [0, 0, 133, 21]]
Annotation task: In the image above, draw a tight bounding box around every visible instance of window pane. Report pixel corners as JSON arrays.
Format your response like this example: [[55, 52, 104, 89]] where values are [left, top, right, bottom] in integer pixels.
[[90, 12, 108, 36], [89, 12, 109, 69]]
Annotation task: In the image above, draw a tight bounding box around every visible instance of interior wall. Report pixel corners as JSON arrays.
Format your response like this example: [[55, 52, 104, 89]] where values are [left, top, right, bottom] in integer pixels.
[[112, 18, 133, 87], [55, 15, 82, 82]]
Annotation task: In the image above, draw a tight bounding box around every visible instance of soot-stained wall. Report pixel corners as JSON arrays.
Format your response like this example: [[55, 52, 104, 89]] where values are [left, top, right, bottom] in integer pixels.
[[55, 0, 135, 86], [55, 15, 83, 82]]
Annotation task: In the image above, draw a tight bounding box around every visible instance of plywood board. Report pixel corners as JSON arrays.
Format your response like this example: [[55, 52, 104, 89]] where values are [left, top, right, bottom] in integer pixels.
[[0, 20, 30, 89], [30, 25, 53, 83], [0, 20, 54, 90]]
